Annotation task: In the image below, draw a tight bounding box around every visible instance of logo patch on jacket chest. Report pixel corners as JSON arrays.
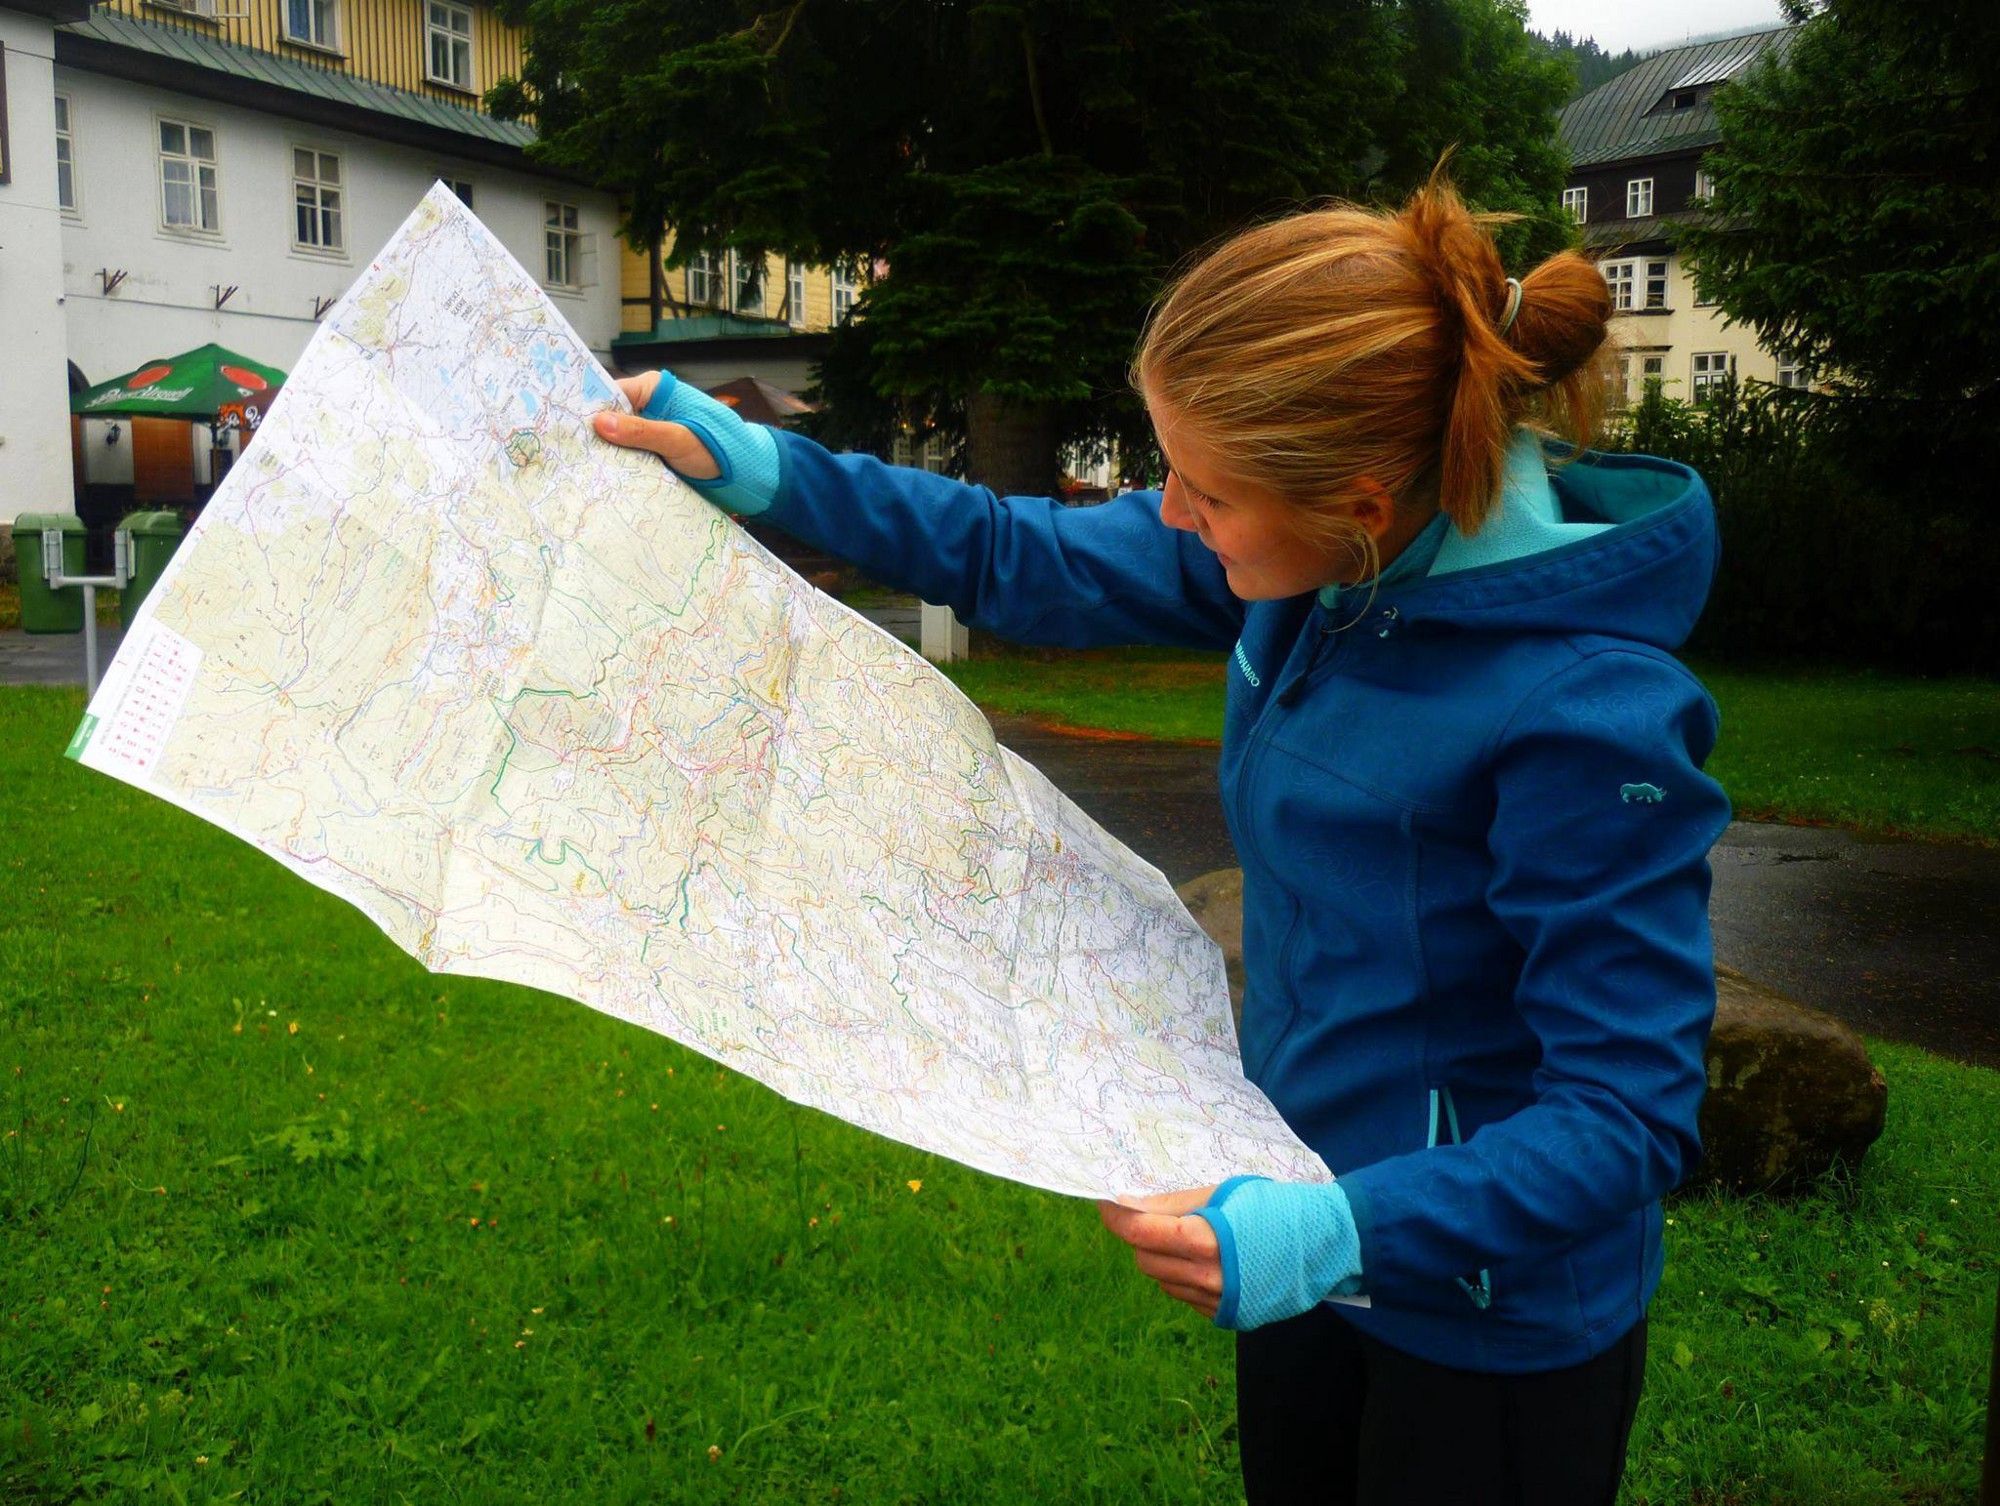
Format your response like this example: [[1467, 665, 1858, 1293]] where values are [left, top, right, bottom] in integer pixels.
[[1233, 641, 1262, 689], [1621, 782, 1667, 805]]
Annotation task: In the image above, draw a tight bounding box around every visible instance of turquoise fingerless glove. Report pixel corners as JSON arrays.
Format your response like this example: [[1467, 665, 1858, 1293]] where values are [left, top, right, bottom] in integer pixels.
[[638, 370, 781, 516], [1190, 1175, 1365, 1331]]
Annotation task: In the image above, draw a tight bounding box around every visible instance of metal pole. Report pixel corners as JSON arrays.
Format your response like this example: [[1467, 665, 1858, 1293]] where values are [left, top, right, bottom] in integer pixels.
[[42, 526, 129, 701], [82, 586, 99, 699]]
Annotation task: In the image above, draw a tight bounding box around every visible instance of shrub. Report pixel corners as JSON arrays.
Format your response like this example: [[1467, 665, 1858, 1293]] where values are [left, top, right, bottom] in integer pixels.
[[1604, 382, 1999, 672]]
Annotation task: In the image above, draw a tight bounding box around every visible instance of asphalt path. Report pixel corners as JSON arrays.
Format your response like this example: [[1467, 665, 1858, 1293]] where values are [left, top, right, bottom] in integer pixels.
[[9, 629, 1993, 1068], [988, 715, 2000, 1072]]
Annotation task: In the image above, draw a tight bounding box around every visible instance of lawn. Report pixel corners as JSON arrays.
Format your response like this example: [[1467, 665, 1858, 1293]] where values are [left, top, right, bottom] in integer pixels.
[[934, 644, 2000, 847], [2, 684, 1995, 1504]]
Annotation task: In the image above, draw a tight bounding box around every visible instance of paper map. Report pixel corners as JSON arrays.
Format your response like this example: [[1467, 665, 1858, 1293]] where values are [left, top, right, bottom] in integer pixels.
[[69, 185, 1329, 1199]]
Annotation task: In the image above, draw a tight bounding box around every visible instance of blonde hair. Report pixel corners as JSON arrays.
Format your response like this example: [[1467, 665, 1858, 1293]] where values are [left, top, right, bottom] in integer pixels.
[[1134, 162, 1614, 551]]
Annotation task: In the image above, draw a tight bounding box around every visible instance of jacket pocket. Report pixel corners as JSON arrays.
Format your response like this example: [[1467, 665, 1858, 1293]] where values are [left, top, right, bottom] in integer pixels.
[[1428, 1084, 1494, 1311]]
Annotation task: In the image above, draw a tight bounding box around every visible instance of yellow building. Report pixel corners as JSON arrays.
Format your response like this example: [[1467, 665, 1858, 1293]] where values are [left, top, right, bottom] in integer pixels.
[[613, 237, 859, 394]]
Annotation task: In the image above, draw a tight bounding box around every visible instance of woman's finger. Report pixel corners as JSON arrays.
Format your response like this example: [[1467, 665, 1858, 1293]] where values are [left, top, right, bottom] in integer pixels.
[[614, 372, 660, 410], [1099, 1204, 1220, 1262], [1156, 1281, 1220, 1317], [590, 411, 724, 480], [1132, 1247, 1221, 1296]]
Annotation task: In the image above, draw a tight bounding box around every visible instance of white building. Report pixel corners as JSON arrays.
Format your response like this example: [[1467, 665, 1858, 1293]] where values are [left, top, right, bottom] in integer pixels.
[[1558, 28, 1807, 407], [3, 0, 619, 556]]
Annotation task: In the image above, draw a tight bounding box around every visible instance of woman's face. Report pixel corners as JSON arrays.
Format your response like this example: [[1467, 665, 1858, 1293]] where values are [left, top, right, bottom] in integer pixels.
[[1146, 393, 1363, 601]]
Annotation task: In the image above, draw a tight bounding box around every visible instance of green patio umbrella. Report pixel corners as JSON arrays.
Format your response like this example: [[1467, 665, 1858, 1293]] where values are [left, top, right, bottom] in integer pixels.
[[70, 342, 287, 435]]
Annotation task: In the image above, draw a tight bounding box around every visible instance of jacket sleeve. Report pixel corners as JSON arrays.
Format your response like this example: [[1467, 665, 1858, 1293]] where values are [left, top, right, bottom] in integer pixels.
[[763, 430, 1245, 651], [1336, 649, 1732, 1296]]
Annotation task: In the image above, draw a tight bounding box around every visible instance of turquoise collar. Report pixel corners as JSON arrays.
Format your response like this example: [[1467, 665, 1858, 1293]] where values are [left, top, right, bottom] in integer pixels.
[[1314, 430, 1612, 612]]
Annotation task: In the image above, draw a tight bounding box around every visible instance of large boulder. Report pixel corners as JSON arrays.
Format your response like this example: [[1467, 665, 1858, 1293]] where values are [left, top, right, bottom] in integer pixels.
[[1700, 965, 1887, 1193], [1174, 868, 1887, 1193]]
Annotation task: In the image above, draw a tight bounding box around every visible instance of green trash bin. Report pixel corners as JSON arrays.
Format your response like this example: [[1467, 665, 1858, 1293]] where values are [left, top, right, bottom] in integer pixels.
[[13, 513, 85, 635], [119, 511, 186, 627]]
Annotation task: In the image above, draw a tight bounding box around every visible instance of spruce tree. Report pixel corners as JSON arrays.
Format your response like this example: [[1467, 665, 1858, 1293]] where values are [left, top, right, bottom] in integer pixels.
[[493, 0, 1572, 493]]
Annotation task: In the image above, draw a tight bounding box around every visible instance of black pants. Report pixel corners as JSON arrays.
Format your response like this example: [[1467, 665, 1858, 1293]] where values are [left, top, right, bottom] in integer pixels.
[[1235, 1307, 1648, 1506]]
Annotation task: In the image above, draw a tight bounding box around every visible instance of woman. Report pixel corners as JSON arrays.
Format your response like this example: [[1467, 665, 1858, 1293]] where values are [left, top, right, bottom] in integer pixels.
[[593, 168, 1731, 1506]]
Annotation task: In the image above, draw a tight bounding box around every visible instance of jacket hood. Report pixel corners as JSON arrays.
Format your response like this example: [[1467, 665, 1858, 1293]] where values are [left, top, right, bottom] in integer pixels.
[[1378, 441, 1719, 653]]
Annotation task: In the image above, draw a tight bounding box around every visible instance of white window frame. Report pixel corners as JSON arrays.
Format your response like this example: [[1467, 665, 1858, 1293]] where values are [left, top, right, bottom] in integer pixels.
[[290, 145, 344, 256], [1643, 258, 1669, 310], [732, 251, 764, 316], [1561, 186, 1587, 225], [1627, 177, 1654, 217], [685, 249, 722, 309], [54, 93, 79, 217], [1600, 259, 1636, 313], [282, 0, 340, 52], [543, 200, 583, 291], [1775, 357, 1812, 390], [786, 259, 807, 327], [440, 175, 474, 209], [1691, 351, 1732, 404], [425, 1, 474, 91], [830, 261, 858, 322], [157, 115, 221, 236], [1693, 169, 1716, 204], [1641, 354, 1666, 390]]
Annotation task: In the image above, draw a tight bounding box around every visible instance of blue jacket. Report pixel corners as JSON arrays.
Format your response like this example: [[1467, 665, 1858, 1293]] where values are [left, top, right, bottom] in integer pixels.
[[760, 427, 1731, 1374]]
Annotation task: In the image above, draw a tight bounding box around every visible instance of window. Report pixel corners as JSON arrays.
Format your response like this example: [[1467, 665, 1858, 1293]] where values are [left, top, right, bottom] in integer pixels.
[[442, 176, 473, 209], [1561, 186, 1587, 225], [732, 252, 763, 316], [1776, 358, 1812, 390], [1643, 258, 1668, 310], [1671, 87, 1697, 110], [1601, 259, 1635, 312], [685, 249, 722, 308], [787, 259, 807, 328], [426, 2, 473, 90], [1694, 169, 1716, 203], [1627, 177, 1654, 217], [544, 201, 582, 289], [1691, 351, 1731, 404], [1641, 354, 1665, 389], [54, 95, 77, 214], [830, 261, 857, 321], [292, 147, 342, 252], [284, 0, 338, 50], [158, 118, 219, 233]]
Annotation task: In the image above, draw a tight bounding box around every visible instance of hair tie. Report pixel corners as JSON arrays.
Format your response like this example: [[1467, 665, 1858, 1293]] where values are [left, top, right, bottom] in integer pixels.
[[1499, 276, 1524, 335]]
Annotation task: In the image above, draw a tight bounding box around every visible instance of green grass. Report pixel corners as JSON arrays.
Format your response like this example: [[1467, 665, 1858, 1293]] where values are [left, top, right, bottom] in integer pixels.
[[941, 646, 1229, 746], [2, 685, 1995, 1504], [936, 646, 2000, 846]]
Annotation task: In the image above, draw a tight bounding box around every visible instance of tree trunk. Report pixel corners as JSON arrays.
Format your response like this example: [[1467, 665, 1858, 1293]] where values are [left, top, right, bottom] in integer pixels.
[[965, 390, 1059, 499]]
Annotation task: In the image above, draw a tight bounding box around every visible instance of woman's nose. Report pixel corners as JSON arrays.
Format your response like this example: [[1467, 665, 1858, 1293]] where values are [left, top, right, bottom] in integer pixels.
[[1159, 478, 1196, 533]]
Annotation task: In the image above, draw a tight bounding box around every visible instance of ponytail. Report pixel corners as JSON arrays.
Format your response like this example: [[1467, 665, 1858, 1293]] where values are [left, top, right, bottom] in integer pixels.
[[1137, 157, 1615, 541]]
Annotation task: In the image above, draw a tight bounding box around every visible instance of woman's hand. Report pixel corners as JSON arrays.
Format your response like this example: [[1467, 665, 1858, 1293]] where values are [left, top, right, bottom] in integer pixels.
[[1098, 1186, 1223, 1319], [591, 369, 781, 515], [593, 373, 724, 480]]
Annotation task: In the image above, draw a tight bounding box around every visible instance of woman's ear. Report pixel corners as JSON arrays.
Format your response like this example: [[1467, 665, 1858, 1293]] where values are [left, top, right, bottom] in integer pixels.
[[1346, 478, 1399, 544]]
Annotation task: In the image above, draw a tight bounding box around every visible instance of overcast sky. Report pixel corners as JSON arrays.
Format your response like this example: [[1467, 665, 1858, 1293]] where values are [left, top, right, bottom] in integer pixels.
[[1526, 0, 1788, 53]]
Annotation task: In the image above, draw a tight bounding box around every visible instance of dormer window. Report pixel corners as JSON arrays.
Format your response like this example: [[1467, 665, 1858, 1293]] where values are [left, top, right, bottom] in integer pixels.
[[1671, 88, 1698, 110]]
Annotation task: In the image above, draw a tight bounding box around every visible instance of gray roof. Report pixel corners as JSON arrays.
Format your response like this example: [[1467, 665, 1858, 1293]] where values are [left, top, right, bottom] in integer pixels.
[[58, 7, 536, 149], [1559, 27, 1795, 170]]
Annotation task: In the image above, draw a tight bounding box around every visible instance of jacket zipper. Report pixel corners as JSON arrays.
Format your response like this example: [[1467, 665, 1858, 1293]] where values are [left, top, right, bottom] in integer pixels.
[[1231, 610, 1341, 1074]]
